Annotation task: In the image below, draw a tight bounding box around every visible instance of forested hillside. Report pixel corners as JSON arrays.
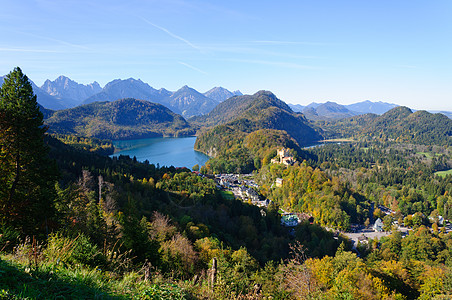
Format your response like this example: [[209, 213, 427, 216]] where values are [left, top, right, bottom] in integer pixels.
[[45, 98, 195, 139], [308, 141, 452, 220], [194, 91, 322, 173], [362, 107, 452, 146], [317, 106, 452, 145], [191, 90, 296, 128]]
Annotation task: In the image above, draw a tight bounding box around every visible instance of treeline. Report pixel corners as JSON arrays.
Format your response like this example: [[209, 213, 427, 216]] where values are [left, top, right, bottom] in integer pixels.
[[51, 134, 114, 155]]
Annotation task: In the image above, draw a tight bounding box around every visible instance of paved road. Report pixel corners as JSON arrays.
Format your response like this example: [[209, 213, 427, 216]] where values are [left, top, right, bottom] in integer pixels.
[[343, 226, 410, 248]]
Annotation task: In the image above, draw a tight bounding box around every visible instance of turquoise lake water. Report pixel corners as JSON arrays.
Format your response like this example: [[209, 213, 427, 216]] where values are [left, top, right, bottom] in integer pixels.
[[111, 136, 209, 169]]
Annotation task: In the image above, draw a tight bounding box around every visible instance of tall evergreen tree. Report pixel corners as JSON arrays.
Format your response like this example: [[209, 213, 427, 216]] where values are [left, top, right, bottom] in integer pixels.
[[0, 67, 57, 234]]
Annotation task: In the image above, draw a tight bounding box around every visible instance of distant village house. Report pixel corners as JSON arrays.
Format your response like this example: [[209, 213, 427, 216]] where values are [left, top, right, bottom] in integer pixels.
[[281, 214, 299, 227], [373, 218, 383, 232]]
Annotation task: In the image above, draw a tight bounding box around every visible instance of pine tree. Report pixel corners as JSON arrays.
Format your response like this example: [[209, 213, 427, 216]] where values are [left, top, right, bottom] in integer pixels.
[[0, 67, 57, 234]]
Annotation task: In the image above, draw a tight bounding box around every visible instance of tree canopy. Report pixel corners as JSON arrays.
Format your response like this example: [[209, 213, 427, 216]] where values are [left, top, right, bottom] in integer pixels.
[[0, 67, 57, 234]]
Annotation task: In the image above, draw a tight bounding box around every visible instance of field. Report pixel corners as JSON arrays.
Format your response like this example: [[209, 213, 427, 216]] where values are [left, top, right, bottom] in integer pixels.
[[417, 152, 442, 159], [417, 152, 433, 158], [220, 190, 235, 200], [435, 169, 452, 177]]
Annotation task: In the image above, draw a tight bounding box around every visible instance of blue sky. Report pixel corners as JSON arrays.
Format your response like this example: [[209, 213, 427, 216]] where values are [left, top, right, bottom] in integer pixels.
[[1, 0, 451, 110]]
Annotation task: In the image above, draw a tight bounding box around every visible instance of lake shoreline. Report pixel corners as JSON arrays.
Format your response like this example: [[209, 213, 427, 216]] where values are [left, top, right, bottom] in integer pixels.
[[110, 136, 209, 169]]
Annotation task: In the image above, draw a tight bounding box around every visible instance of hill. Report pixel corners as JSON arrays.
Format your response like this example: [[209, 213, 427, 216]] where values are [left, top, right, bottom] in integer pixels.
[[316, 106, 452, 145], [362, 106, 452, 145], [289, 100, 399, 120], [302, 101, 359, 120], [191, 91, 294, 126], [427, 110, 452, 119], [45, 98, 194, 139], [193, 91, 321, 144], [193, 91, 321, 173], [314, 113, 378, 139]]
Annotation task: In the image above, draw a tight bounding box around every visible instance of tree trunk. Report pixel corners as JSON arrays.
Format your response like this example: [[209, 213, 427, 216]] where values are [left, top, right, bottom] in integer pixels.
[[8, 153, 20, 205]]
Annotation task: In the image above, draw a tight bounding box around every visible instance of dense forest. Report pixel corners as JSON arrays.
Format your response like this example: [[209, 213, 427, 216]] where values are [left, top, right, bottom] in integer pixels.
[[308, 142, 452, 221], [256, 162, 371, 230], [1, 67, 452, 299]]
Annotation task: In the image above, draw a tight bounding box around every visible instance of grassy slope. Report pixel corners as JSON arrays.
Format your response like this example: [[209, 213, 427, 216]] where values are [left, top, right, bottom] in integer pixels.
[[0, 254, 189, 299]]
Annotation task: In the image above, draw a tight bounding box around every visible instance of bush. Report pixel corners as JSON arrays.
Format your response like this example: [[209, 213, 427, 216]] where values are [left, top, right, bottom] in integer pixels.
[[136, 283, 189, 300], [0, 225, 20, 251], [44, 232, 103, 267]]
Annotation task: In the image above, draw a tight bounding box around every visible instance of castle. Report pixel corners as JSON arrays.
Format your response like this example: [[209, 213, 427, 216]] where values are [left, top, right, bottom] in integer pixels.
[[271, 148, 296, 166]]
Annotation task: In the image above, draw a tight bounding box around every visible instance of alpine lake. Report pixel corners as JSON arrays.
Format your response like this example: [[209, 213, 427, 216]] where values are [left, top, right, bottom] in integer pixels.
[[110, 136, 209, 169]]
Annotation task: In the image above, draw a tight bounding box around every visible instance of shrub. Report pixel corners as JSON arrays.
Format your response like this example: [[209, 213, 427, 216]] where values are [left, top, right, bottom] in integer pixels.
[[44, 232, 103, 267], [0, 225, 20, 251], [136, 283, 189, 300]]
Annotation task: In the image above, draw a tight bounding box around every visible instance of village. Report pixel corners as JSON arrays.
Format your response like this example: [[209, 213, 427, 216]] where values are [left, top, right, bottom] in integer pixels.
[[211, 148, 449, 251]]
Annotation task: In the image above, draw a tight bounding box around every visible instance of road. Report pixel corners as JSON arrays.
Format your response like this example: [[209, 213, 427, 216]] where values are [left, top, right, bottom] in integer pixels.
[[343, 226, 410, 249]]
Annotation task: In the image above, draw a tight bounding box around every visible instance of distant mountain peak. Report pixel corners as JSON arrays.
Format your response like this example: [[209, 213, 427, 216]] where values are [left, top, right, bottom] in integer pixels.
[[175, 85, 201, 94], [204, 87, 242, 102], [40, 75, 102, 108], [168, 85, 218, 118], [288, 103, 305, 112], [57, 75, 70, 80], [83, 78, 159, 105], [346, 100, 399, 115]]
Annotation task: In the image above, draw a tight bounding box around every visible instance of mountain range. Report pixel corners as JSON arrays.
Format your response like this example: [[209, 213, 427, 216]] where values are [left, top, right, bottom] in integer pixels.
[[42, 76, 102, 106], [0, 75, 243, 118], [1, 74, 248, 118], [1, 74, 450, 120], [288, 100, 400, 120]]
